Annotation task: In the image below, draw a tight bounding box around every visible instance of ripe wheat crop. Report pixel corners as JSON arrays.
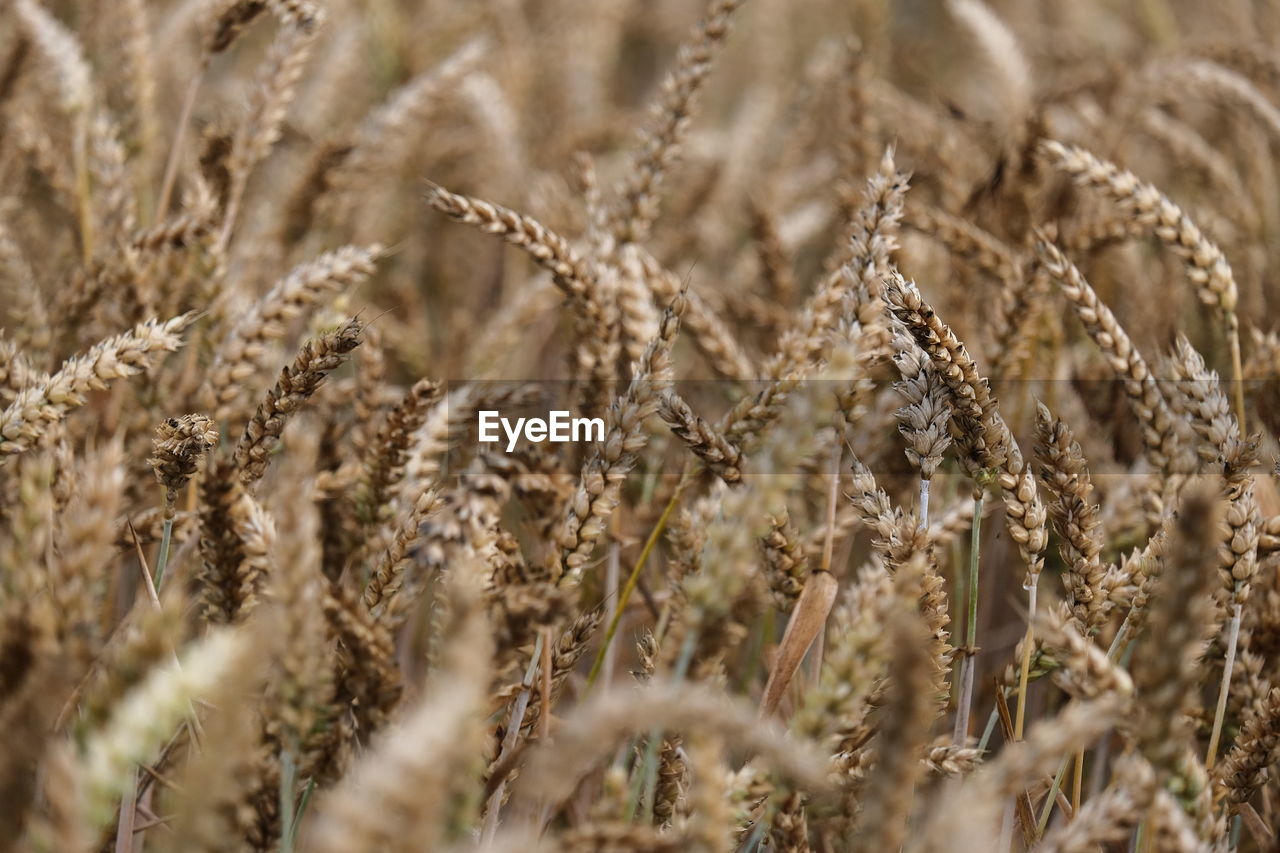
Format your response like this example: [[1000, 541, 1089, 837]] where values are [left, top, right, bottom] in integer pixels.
[[3, 0, 1280, 851]]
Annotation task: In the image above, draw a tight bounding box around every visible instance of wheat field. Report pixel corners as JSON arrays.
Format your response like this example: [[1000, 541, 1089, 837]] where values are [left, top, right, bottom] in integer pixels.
[[3, 0, 1280, 850]]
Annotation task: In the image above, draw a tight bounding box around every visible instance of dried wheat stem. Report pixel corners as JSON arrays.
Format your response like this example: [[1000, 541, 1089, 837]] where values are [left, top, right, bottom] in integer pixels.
[[1014, 583, 1038, 741], [1206, 604, 1243, 770], [1072, 749, 1084, 817], [480, 631, 544, 844], [156, 73, 203, 217], [1229, 321, 1247, 429], [73, 117, 94, 262]]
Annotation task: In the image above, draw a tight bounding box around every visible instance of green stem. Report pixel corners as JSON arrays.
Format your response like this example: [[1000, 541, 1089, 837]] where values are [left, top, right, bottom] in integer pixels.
[[587, 468, 694, 688], [918, 477, 931, 529], [1014, 583, 1038, 740], [1106, 617, 1131, 659], [288, 778, 315, 849], [966, 496, 982, 652], [279, 748, 298, 853], [977, 705, 1000, 753], [1037, 755, 1072, 836], [952, 494, 983, 744], [1120, 636, 1136, 669], [742, 818, 769, 852], [154, 517, 174, 590]]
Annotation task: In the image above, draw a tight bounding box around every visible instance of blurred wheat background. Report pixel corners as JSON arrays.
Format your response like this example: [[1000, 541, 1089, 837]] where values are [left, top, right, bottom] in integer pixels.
[[3, 0, 1280, 850]]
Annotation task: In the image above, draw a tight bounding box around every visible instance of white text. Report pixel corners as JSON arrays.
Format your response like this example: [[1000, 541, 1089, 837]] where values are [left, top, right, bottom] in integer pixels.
[[478, 410, 605, 452]]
